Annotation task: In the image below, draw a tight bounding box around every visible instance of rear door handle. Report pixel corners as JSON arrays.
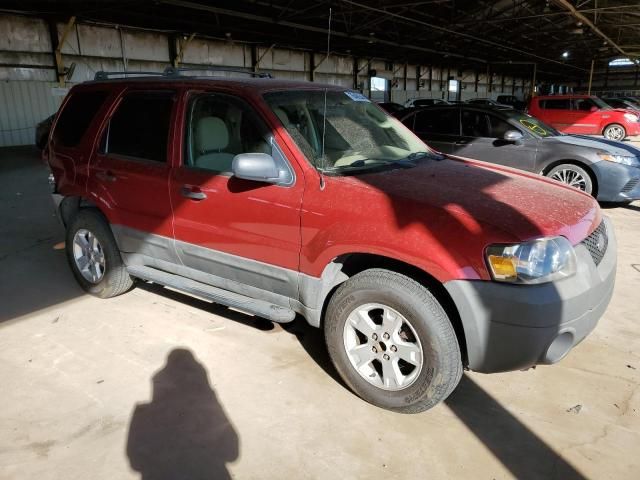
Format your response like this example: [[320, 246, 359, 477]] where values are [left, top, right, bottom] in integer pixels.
[[181, 185, 207, 200], [96, 170, 117, 182]]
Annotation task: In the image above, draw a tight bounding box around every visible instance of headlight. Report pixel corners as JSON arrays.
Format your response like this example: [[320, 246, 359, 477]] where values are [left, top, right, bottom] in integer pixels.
[[623, 112, 638, 122], [597, 152, 639, 166], [485, 237, 576, 284]]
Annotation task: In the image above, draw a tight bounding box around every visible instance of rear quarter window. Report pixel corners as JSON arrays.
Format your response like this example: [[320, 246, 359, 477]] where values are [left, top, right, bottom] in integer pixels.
[[52, 90, 108, 147]]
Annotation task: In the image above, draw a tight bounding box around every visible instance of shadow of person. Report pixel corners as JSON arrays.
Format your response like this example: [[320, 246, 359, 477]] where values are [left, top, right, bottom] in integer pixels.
[[126, 349, 239, 480]]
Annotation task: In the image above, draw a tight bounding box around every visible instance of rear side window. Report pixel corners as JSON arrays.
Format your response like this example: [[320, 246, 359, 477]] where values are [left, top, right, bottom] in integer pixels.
[[53, 90, 108, 147], [414, 109, 459, 135], [103, 91, 174, 163], [540, 99, 570, 110]]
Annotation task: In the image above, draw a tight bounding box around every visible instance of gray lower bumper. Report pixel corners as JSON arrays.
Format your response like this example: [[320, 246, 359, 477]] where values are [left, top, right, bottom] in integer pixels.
[[445, 217, 617, 373]]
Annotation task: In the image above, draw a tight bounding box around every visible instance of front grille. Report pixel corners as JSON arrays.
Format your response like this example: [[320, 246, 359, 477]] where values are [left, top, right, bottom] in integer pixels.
[[621, 177, 639, 193], [581, 221, 608, 266]]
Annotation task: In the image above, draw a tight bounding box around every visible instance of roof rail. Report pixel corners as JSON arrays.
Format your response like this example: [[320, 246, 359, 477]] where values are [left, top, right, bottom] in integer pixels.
[[94, 71, 165, 80], [163, 66, 273, 78]]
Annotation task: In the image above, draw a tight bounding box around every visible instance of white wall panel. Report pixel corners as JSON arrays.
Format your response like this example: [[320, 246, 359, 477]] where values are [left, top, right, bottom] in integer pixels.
[[0, 81, 64, 146]]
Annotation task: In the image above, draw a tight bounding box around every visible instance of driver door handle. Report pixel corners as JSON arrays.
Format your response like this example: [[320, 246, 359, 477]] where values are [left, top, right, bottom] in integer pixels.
[[181, 185, 207, 200]]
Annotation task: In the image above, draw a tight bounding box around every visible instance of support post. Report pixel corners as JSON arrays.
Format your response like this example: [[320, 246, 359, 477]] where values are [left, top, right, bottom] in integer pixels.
[[49, 16, 76, 86], [309, 52, 315, 82], [587, 59, 594, 95], [531, 63, 537, 97]]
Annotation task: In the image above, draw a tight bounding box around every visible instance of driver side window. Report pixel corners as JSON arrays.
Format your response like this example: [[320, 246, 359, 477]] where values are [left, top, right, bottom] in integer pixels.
[[185, 94, 271, 173]]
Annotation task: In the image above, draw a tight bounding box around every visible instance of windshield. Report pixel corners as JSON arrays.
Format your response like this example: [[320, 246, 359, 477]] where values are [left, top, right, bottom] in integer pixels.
[[591, 96, 612, 109], [263, 90, 434, 173], [504, 110, 561, 138]]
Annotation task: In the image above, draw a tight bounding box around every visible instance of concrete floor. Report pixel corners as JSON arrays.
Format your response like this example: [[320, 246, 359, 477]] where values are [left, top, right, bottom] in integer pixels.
[[0, 146, 638, 480]]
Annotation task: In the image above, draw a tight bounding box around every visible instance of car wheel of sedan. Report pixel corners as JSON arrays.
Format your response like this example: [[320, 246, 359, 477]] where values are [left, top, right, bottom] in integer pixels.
[[324, 268, 462, 413], [603, 123, 626, 141], [66, 209, 134, 298], [547, 164, 594, 195]]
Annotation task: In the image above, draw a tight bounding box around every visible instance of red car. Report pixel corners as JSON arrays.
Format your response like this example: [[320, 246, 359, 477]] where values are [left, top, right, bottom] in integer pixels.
[[47, 72, 616, 413], [528, 94, 640, 141]]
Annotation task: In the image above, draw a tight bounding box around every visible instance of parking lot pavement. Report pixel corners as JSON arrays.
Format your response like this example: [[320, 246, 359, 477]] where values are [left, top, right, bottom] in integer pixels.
[[0, 146, 638, 480]]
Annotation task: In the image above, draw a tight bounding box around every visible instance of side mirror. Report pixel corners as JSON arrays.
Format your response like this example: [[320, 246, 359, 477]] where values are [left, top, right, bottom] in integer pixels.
[[590, 106, 599, 113], [232, 153, 280, 183], [503, 130, 524, 142]]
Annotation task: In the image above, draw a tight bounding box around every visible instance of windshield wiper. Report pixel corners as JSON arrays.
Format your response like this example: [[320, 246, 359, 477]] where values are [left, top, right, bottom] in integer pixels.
[[319, 158, 417, 175]]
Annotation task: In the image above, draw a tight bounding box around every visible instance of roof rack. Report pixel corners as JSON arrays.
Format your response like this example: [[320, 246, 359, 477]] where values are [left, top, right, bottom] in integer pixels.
[[93, 67, 273, 81], [94, 71, 166, 80], [163, 66, 273, 78]]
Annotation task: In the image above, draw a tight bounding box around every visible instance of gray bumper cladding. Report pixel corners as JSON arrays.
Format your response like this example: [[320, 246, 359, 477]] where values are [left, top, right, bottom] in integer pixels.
[[445, 217, 617, 373]]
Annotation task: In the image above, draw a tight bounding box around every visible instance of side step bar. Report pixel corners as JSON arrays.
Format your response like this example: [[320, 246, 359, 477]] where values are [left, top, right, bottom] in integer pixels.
[[127, 265, 296, 323]]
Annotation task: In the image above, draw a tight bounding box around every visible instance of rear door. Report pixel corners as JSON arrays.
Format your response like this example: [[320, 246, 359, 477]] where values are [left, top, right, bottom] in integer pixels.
[[403, 108, 460, 153], [453, 108, 537, 171], [538, 98, 573, 132], [168, 90, 303, 300], [88, 89, 178, 262]]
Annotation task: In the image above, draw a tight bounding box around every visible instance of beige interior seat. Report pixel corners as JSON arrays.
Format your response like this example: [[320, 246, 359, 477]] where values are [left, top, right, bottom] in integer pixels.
[[194, 117, 235, 172]]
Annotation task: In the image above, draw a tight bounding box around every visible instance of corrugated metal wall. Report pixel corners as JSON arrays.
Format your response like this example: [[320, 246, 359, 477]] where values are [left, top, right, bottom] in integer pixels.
[[0, 12, 533, 146], [0, 81, 64, 146]]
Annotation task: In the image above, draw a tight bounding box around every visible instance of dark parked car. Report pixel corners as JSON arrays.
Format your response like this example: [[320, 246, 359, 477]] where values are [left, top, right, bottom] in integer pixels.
[[399, 105, 640, 202], [405, 98, 450, 108], [466, 98, 513, 109], [602, 97, 640, 112], [376, 102, 405, 115], [35, 114, 55, 149], [497, 95, 527, 111]]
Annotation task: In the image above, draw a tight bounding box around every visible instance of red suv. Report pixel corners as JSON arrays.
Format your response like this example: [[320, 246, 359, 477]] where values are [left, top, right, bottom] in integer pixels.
[[47, 71, 616, 413], [528, 94, 640, 140]]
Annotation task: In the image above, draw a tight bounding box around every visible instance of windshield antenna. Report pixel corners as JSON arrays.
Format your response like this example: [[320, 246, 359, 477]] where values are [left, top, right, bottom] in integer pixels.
[[319, 7, 332, 190]]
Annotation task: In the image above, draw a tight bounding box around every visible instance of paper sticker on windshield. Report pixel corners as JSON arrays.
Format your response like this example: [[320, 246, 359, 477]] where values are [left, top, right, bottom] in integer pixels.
[[345, 91, 370, 102]]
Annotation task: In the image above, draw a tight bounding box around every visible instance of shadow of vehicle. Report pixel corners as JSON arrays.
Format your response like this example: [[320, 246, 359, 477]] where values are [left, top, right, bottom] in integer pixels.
[[446, 375, 586, 480], [126, 348, 239, 480]]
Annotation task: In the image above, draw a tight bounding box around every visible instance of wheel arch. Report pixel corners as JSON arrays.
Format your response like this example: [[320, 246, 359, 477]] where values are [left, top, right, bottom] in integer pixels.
[[316, 252, 469, 366], [58, 195, 114, 227], [541, 159, 599, 197]]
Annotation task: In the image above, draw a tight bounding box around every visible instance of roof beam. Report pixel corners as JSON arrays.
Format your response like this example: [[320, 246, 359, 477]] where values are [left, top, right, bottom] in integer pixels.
[[551, 0, 636, 59]]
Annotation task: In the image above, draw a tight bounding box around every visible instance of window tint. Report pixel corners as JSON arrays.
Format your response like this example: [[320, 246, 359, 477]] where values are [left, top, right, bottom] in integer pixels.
[[488, 115, 514, 138], [186, 94, 295, 183], [414, 109, 459, 135], [572, 98, 596, 111], [53, 90, 108, 147], [540, 99, 570, 110], [105, 91, 174, 162], [462, 110, 490, 137]]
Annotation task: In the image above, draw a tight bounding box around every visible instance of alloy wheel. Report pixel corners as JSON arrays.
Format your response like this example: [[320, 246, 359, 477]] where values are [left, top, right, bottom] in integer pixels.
[[72, 228, 106, 284], [343, 303, 424, 391], [550, 168, 588, 191]]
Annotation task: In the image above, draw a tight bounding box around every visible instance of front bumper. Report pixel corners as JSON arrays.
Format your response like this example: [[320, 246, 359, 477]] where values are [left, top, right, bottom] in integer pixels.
[[445, 216, 617, 373], [592, 160, 640, 202]]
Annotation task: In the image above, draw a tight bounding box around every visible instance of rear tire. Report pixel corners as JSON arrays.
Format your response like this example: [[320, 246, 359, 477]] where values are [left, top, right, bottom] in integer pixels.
[[66, 209, 133, 298], [603, 123, 626, 141], [546, 163, 594, 195], [324, 269, 462, 413]]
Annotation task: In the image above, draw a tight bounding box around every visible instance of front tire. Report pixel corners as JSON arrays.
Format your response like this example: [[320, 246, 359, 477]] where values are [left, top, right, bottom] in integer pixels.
[[603, 123, 626, 141], [66, 209, 133, 298], [324, 269, 462, 413], [546, 163, 594, 195]]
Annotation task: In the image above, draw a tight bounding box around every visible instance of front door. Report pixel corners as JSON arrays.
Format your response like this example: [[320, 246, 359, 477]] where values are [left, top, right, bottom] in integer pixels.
[[569, 98, 602, 135], [453, 109, 537, 171], [406, 107, 460, 153], [88, 89, 178, 262], [169, 91, 303, 300]]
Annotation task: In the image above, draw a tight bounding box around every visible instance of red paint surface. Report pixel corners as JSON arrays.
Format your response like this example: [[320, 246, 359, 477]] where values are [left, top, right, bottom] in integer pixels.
[[50, 79, 602, 284]]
